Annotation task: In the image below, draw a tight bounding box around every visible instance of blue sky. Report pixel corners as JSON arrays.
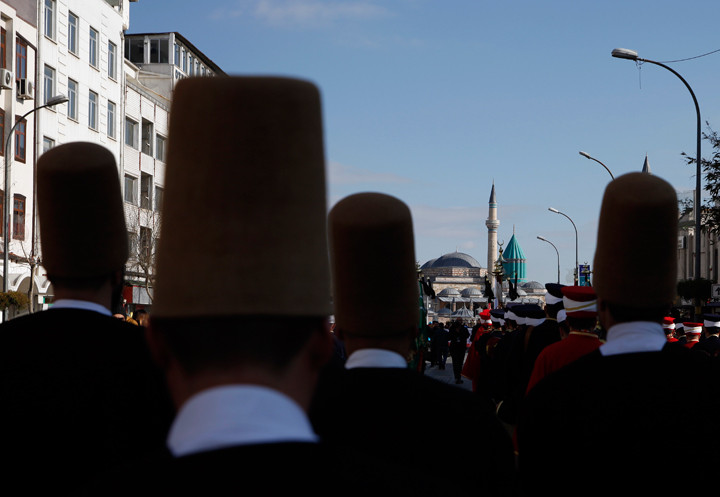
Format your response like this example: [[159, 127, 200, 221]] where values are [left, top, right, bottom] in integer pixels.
[[127, 0, 720, 285]]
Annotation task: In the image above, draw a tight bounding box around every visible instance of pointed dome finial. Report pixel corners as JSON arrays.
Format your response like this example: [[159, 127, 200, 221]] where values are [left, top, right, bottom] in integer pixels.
[[489, 181, 496, 203], [642, 154, 651, 174]]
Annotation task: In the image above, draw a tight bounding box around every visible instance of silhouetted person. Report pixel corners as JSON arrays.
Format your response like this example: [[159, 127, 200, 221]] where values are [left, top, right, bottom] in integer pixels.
[[517, 172, 720, 497], [0, 142, 174, 494], [86, 76, 388, 496], [310, 192, 517, 497]]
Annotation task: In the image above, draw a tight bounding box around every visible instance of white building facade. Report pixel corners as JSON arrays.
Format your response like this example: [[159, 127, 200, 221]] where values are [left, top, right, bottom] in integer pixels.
[[0, 1, 222, 318], [0, 0, 49, 313], [120, 32, 222, 313]]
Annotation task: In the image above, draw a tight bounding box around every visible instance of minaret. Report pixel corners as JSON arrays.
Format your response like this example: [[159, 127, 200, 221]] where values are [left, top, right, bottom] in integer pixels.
[[486, 182, 499, 284]]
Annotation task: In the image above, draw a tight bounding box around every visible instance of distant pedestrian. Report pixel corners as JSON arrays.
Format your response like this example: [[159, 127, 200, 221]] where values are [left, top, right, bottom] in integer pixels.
[[135, 309, 149, 327], [525, 285, 602, 394], [431, 322, 449, 369], [448, 318, 470, 383], [683, 322, 702, 348], [663, 316, 678, 342], [693, 314, 720, 357]]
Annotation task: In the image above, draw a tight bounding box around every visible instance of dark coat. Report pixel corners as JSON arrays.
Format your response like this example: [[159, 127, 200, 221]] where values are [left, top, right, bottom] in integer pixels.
[[82, 443, 384, 496], [497, 319, 561, 425], [693, 334, 720, 357], [517, 342, 720, 497], [309, 366, 518, 496], [0, 308, 175, 494]]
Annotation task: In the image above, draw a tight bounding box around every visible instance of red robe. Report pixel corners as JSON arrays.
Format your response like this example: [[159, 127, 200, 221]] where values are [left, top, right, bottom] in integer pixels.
[[525, 331, 602, 394]]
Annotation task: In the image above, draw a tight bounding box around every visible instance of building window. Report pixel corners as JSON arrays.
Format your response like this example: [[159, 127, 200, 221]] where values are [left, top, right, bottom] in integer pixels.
[[126, 38, 144, 63], [125, 118, 138, 149], [43, 136, 55, 153], [140, 173, 152, 210], [174, 43, 180, 66], [188, 55, 194, 76], [107, 101, 116, 138], [108, 41, 117, 79], [149, 38, 168, 63], [44, 0, 55, 40], [89, 27, 98, 67], [155, 134, 166, 162], [44, 65, 55, 105], [124, 174, 138, 204], [154, 186, 163, 212], [141, 119, 153, 156], [1, 28, 6, 69], [128, 231, 138, 257], [68, 12, 78, 55], [15, 38, 27, 80], [13, 194, 25, 240], [182, 49, 187, 72], [88, 90, 98, 130], [67, 79, 78, 120], [14, 117, 26, 162]]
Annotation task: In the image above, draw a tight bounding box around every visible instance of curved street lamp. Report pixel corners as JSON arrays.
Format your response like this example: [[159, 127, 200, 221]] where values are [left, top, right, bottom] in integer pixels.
[[549, 207, 579, 285], [612, 47, 701, 287], [3, 94, 68, 321], [579, 151, 615, 180], [537, 235, 560, 284]]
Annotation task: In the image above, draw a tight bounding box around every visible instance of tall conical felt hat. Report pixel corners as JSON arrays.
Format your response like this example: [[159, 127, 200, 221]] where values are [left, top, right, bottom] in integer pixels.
[[329, 192, 418, 337], [593, 172, 678, 307], [153, 76, 331, 318], [37, 142, 127, 278]]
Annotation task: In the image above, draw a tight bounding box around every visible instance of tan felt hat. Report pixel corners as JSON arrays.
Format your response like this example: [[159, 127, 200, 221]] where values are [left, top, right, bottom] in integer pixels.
[[329, 192, 419, 337], [37, 142, 127, 278], [152, 76, 331, 318], [593, 172, 678, 308]]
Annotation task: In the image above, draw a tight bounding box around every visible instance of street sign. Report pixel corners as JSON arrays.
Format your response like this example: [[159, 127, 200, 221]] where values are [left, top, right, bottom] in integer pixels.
[[578, 264, 591, 286]]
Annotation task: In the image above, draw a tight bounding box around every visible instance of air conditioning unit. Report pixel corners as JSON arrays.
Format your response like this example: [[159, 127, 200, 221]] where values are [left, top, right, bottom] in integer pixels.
[[0, 68, 12, 89], [17, 78, 33, 100]]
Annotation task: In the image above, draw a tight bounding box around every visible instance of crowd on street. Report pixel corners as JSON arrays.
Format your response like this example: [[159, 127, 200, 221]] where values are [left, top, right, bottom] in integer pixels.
[[1, 76, 719, 496]]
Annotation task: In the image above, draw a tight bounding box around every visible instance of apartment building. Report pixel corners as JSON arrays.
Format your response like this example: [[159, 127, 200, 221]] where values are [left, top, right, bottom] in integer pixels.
[[0, 1, 48, 316], [0, 1, 222, 318], [120, 32, 223, 312]]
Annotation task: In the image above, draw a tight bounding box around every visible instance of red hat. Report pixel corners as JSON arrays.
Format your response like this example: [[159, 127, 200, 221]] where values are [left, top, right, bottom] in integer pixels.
[[662, 317, 676, 330], [683, 323, 703, 335], [479, 309, 492, 325], [561, 286, 597, 318]]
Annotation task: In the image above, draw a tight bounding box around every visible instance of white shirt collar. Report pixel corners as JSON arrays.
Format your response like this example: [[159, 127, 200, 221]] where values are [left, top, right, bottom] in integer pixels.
[[600, 321, 667, 356], [167, 385, 317, 457], [49, 299, 112, 316], [345, 348, 408, 369]]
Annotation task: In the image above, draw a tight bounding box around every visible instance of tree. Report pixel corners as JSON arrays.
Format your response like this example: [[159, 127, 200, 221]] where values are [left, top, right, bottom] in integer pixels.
[[125, 204, 161, 304], [682, 123, 720, 233]]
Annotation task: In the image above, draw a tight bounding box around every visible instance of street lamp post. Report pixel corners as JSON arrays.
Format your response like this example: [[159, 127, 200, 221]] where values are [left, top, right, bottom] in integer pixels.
[[3, 94, 68, 321], [579, 151, 615, 180], [612, 48, 701, 286], [549, 207, 579, 285], [537, 235, 560, 284]]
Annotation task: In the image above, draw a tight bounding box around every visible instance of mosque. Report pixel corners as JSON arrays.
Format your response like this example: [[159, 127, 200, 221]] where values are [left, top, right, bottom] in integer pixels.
[[419, 184, 545, 322]]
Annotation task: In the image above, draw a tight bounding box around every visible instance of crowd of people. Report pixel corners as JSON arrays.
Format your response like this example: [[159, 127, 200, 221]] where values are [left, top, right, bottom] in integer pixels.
[[1, 75, 719, 496]]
